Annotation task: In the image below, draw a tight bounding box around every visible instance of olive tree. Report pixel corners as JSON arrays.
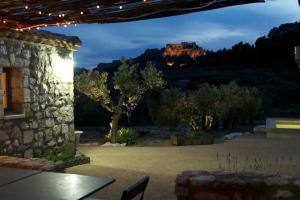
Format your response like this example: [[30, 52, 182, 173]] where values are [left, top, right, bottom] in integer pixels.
[[75, 58, 164, 143], [148, 88, 184, 131], [184, 82, 262, 130]]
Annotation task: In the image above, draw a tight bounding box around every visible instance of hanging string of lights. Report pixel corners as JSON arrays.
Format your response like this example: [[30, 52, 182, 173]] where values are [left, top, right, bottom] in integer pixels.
[[0, 0, 265, 31], [0, 0, 132, 31]]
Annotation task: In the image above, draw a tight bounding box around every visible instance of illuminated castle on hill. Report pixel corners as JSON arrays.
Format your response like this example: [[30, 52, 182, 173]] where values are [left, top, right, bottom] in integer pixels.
[[163, 42, 206, 60]]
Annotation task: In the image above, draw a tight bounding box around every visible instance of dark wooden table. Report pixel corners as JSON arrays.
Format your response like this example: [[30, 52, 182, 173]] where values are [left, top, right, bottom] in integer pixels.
[[0, 170, 115, 200], [0, 167, 41, 187]]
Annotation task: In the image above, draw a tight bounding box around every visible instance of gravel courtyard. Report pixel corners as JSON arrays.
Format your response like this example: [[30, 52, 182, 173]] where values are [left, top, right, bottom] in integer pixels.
[[66, 135, 300, 200]]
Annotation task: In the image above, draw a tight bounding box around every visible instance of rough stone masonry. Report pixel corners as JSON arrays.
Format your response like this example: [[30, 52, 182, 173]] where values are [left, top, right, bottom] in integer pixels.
[[0, 28, 80, 158]]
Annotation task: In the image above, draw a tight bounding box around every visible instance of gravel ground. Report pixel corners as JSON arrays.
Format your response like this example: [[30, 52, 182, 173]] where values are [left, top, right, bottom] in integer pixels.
[[66, 135, 300, 200]]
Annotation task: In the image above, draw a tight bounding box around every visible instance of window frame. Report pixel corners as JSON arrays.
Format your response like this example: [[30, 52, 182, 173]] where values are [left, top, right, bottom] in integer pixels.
[[0, 66, 25, 119]]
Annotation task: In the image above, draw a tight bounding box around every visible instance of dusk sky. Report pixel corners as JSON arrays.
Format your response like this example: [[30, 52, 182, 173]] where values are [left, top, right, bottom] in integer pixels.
[[46, 0, 300, 69]]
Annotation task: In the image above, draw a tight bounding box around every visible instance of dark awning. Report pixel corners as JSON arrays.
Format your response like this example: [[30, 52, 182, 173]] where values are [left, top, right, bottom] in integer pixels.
[[0, 0, 264, 29]]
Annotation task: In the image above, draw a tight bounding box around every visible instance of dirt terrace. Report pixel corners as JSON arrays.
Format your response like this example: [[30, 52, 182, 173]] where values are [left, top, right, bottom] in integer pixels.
[[67, 135, 300, 200]]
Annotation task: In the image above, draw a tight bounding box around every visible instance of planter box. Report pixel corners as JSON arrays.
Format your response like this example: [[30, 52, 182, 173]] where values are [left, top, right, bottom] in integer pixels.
[[171, 134, 215, 146]]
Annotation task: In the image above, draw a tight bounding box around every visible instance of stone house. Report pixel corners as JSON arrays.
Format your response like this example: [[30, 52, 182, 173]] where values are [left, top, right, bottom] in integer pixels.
[[0, 27, 80, 158]]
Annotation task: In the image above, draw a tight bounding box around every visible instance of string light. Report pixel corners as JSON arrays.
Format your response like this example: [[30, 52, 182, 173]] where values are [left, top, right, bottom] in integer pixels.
[[1, 1, 135, 30], [0, 0, 158, 30]]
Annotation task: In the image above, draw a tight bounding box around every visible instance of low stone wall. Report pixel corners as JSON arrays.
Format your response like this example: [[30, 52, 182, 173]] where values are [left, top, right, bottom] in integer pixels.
[[0, 154, 90, 172], [176, 171, 300, 200]]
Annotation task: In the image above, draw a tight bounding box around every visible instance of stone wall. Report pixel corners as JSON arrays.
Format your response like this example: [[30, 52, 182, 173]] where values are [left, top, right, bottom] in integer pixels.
[[0, 36, 76, 158], [176, 171, 300, 200]]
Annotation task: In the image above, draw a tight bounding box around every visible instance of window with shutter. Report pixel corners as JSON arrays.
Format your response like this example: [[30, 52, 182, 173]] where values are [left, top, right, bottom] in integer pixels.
[[1, 67, 24, 116]]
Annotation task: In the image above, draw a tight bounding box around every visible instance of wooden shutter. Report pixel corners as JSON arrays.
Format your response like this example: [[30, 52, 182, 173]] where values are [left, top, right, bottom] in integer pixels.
[[2, 72, 7, 109]]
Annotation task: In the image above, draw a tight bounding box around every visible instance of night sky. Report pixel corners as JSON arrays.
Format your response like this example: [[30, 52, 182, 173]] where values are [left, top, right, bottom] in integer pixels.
[[46, 0, 300, 69]]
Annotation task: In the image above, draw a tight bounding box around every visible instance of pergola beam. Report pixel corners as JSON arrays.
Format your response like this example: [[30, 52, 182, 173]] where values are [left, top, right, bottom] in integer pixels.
[[0, 0, 265, 29]]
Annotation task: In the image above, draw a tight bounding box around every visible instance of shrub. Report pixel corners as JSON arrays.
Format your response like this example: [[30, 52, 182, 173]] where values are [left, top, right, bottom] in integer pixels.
[[104, 131, 112, 143], [104, 128, 138, 145], [186, 129, 206, 137], [33, 148, 43, 158], [47, 143, 75, 162], [118, 128, 137, 145]]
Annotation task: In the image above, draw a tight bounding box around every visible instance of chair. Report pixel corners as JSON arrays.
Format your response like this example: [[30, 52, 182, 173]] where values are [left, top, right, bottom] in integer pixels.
[[84, 176, 150, 200], [121, 176, 150, 200]]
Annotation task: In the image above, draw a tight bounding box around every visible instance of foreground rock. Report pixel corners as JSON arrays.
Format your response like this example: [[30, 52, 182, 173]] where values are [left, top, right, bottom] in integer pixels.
[[176, 171, 300, 200]]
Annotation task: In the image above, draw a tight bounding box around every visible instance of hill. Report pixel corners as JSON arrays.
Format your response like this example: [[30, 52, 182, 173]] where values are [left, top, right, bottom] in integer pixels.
[[75, 22, 300, 126]]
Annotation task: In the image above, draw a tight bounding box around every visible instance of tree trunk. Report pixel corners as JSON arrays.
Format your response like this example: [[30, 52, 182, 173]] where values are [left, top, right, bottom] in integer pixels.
[[110, 114, 120, 143]]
